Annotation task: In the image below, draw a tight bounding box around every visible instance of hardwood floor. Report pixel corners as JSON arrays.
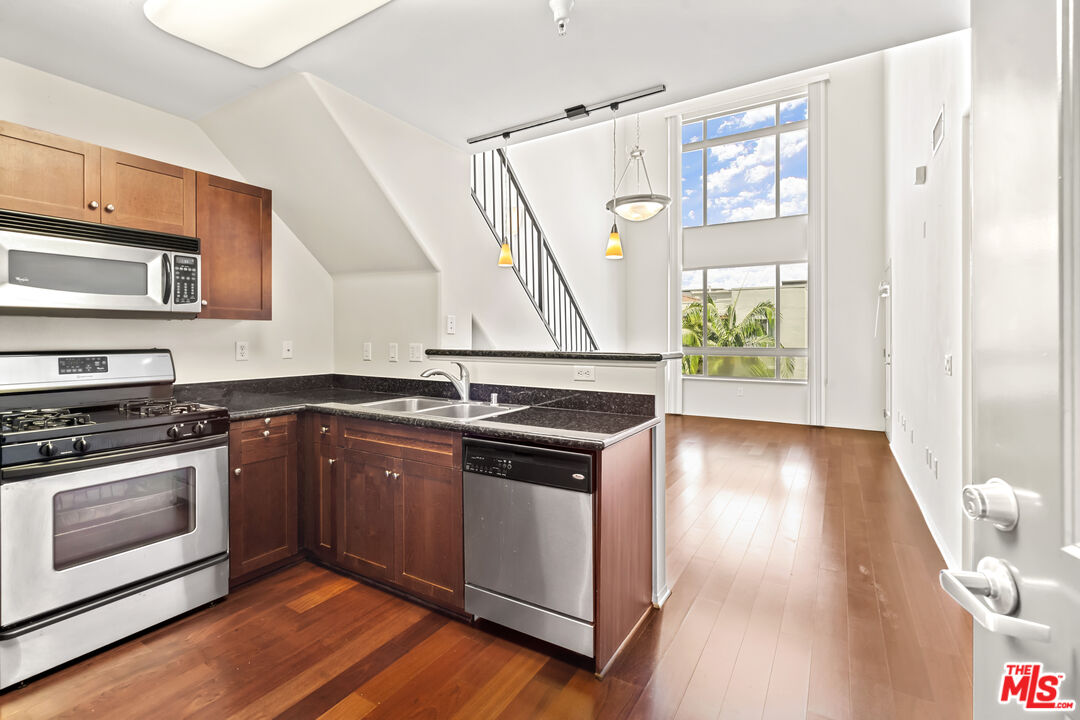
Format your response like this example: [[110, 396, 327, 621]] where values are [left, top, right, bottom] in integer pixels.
[[0, 416, 971, 719]]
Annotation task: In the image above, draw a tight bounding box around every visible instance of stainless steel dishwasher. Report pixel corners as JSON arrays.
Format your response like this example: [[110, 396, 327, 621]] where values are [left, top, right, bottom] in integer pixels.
[[463, 438, 595, 657]]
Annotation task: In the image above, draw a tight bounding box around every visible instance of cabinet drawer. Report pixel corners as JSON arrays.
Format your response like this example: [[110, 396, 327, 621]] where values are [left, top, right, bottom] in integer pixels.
[[237, 414, 295, 444], [341, 419, 460, 468]]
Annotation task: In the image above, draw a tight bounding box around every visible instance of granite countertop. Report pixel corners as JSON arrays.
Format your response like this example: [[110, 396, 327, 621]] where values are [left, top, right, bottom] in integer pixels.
[[426, 349, 682, 363], [174, 385, 658, 450]]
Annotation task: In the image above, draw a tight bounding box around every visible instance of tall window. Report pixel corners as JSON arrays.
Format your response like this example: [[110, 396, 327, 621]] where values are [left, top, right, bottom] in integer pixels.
[[681, 263, 808, 380], [681, 96, 808, 228]]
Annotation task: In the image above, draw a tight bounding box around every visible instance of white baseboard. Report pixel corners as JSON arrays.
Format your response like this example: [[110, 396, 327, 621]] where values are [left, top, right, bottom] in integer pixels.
[[888, 442, 959, 571]]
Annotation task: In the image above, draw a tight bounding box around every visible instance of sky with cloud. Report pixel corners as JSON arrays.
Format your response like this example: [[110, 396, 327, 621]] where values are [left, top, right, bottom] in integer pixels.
[[682, 97, 808, 227]]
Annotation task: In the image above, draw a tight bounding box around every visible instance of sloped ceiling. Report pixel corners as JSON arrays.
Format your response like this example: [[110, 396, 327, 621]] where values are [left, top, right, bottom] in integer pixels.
[[199, 73, 434, 274], [0, 0, 968, 148]]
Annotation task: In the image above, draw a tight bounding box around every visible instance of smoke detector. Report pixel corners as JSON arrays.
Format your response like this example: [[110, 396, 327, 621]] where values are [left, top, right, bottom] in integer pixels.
[[549, 0, 574, 36]]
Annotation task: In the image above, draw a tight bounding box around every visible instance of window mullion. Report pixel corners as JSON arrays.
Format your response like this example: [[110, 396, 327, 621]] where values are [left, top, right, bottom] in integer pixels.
[[702, 270, 709, 375], [774, 263, 781, 378]]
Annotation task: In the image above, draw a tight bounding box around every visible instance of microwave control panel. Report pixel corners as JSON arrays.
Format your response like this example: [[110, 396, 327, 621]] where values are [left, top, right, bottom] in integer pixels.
[[173, 255, 199, 305]]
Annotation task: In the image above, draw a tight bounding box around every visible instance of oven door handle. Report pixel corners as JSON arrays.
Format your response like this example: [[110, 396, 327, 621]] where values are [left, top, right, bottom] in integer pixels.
[[1, 436, 227, 482]]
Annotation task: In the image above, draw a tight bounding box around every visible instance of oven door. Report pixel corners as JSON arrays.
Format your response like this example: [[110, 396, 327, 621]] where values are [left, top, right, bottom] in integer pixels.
[[0, 230, 170, 314], [0, 441, 228, 626]]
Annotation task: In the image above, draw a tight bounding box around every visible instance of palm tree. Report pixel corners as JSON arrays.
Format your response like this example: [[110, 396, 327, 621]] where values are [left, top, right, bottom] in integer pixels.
[[682, 291, 795, 377]]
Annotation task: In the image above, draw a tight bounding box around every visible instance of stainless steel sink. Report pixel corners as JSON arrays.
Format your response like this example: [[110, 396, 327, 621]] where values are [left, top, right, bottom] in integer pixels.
[[360, 396, 457, 413], [414, 403, 525, 422]]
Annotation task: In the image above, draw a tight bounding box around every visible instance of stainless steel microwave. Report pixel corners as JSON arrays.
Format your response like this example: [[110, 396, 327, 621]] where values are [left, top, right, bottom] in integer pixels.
[[0, 226, 202, 318]]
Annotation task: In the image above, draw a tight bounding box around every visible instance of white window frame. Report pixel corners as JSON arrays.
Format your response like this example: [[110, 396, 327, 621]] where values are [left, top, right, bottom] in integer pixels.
[[680, 261, 809, 382], [681, 96, 809, 227]]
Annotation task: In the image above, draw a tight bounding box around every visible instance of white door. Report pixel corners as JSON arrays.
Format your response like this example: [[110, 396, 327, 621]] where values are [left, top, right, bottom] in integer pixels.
[[942, 1, 1080, 717]]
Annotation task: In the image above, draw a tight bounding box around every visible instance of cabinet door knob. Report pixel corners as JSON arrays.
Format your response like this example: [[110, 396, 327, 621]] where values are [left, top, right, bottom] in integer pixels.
[[201, 300, 208, 306], [234, 468, 242, 476], [264, 417, 272, 425], [328, 458, 336, 466], [263, 430, 271, 437], [104, 203, 115, 212], [391, 472, 400, 480], [320, 425, 330, 434], [384, 469, 391, 477], [88, 200, 99, 209]]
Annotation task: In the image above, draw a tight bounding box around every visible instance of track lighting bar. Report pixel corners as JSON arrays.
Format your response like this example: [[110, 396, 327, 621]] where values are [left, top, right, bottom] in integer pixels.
[[466, 84, 666, 145]]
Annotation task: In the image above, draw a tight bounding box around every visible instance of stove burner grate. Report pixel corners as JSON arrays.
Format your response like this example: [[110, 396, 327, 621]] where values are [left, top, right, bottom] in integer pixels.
[[120, 398, 204, 417], [0, 409, 94, 433]]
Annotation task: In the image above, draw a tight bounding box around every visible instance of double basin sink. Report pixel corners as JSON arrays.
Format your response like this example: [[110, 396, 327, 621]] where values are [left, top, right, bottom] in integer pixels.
[[357, 396, 525, 423]]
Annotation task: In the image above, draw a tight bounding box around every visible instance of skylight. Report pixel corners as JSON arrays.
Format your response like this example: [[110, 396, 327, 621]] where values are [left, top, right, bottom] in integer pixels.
[[143, 0, 394, 69]]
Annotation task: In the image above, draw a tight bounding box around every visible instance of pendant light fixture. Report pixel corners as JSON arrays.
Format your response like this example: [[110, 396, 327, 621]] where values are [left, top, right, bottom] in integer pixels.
[[605, 114, 671, 222], [497, 133, 515, 268], [605, 109, 624, 260]]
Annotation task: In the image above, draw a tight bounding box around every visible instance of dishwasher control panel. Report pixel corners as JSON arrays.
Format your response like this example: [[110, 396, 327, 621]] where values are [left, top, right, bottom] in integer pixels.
[[463, 438, 593, 493]]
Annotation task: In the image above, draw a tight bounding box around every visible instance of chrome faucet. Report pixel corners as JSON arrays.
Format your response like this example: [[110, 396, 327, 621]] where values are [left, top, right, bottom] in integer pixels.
[[420, 361, 471, 402]]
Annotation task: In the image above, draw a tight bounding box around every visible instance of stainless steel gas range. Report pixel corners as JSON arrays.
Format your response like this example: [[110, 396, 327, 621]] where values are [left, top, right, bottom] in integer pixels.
[[0, 350, 229, 689]]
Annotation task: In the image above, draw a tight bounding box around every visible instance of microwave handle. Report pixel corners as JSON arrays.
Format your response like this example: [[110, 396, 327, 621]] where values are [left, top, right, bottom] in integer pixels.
[[161, 253, 172, 305]]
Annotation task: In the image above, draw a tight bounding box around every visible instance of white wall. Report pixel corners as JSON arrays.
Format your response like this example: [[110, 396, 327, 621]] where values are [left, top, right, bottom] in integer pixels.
[[0, 58, 334, 384], [333, 271, 440, 376], [883, 31, 970, 568]]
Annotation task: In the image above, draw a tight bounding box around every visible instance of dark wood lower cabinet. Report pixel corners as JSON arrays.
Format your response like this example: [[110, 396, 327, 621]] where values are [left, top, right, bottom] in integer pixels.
[[398, 459, 464, 610], [338, 449, 400, 583], [229, 416, 299, 584]]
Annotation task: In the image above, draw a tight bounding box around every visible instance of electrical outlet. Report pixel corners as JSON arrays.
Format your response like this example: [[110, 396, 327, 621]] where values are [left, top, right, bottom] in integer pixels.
[[409, 343, 423, 362], [388, 343, 399, 363], [235, 341, 249, 361], [363, 342, 373, 361], [446, 315, 457, 335], [573, 365, 595, 382], [944, 354, 953, 376], [281, 340, 293, 359]]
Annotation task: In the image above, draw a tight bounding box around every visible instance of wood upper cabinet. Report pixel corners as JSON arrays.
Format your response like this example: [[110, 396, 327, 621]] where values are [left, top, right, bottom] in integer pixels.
[[398, 459, 464, 610], [100, 148, 195, 236], [339, 449, 400, 582], [0, 121, 101, 223], [196, 172, 273, 321], [229, 415, 298, 583]]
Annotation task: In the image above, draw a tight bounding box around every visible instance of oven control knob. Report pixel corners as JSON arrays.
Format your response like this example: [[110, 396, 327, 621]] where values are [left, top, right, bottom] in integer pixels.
[[192, 422, 207, 437], [39, 442, 58, 457], [167, 425, 182, 440], [73, 438, 88, 453]]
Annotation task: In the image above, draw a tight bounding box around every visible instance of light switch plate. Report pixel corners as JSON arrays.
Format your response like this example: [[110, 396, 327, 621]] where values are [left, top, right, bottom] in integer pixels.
[[235, 341, 249, 361], [409, 343, 423, 362], [446, 315, 457, 335], [388, 343, 399, 362], [363, 342, 373, 361], [944, 354, 953, 376], [281, 340, 293, 359], [573, 365, 595, 382]]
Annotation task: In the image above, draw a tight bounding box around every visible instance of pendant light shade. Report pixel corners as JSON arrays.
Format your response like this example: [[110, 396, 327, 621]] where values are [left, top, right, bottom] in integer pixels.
[[605, 223, 623, 260], [498, 240, 514, 267], [606, 117, 671, 222]]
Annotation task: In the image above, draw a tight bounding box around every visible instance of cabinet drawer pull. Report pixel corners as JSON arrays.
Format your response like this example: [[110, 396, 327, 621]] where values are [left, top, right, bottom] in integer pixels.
[[328, 458, 336, 466], [234, 468, 242, 476], [384, 469, 391, 478], [264, 417, 272, 425], [105, 203, 115, 212], [88, 200, 99, 209], [263, 430, 271, 437], [391, 472, 400, 480], [201, 300, 208, 306], [320, 425, 330, 435]]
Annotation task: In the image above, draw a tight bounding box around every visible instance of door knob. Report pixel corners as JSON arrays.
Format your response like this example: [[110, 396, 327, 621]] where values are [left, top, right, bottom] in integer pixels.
[[88, 200, 99, 209], [962, 478, 1019, 530], [104, 203, 115, 212], [940, 557, 1050, 642]]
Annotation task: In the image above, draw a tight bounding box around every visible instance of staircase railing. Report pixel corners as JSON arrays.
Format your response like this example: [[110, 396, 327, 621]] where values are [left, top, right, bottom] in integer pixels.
[[470, 148, 599, 352]]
